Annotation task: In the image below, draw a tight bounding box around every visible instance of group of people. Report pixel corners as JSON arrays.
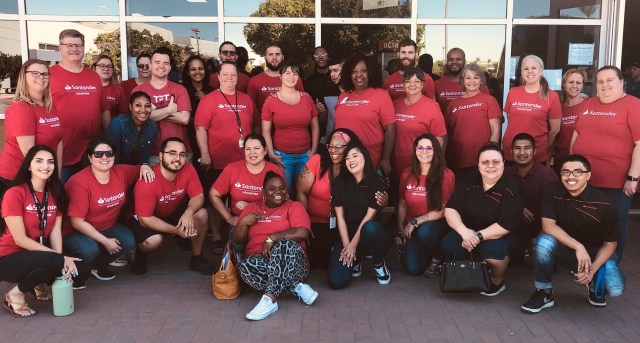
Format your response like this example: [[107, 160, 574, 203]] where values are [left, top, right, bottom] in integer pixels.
[[0, 29, 636, 320]]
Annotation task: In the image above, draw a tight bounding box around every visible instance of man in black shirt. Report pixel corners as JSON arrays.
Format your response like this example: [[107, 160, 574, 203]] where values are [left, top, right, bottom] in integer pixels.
[[521, 154, 625, 314], [303, 46, 340, 139]]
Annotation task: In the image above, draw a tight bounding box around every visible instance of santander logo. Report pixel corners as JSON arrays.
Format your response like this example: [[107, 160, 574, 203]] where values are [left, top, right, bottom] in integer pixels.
[[218, 104, 225, 109], [39, 118, 46, 124], [234, 182, 262, 191]]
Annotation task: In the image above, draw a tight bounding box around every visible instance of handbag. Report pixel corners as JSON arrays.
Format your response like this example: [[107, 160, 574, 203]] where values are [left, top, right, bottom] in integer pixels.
[[212, 242, 241, 300], [440, 248, 490, 293]]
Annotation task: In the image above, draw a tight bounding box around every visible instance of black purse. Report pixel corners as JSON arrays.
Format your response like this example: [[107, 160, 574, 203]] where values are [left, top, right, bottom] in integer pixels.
[[440, 248, 490, 293]]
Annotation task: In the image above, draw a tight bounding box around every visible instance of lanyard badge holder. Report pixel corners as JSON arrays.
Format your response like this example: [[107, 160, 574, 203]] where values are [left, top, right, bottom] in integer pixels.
[[219, 90, 244, 148], [27, 181, 49, 245]]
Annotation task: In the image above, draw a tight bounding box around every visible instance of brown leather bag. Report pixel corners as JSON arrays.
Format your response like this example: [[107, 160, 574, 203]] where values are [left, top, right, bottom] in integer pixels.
[[212, 242, 241, 300]]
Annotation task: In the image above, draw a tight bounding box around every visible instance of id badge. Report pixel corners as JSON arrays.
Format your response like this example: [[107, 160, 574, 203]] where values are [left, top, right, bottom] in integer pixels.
[[329, 216, 336, 229], [239, 137, 244, 148]]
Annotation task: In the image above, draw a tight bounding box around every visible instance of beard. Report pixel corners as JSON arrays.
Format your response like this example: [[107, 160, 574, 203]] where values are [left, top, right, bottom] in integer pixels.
[[162, 159, 183, 174], [399, 58, 416, 71], [266, 61, 281, 71]]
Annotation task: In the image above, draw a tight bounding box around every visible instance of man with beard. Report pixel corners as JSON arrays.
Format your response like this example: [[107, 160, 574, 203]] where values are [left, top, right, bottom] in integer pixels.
[[383, 38, 435, 100], [208, 41, 251, 93], [304, 46, 340, 140], [130, 137, 213, 275], [247, 44, 304, 114], [434, 48, 490, 113]]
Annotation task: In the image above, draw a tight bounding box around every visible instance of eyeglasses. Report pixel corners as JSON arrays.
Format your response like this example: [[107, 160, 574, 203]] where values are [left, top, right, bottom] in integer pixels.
[[61, 43, 84, 49], [480, 159, 503, 167], [415, 146, 433, 153], [93, 151, 115, 158], [137, 64, 150, 70], [162, 151, 187, 159], [313, 53, 328, 59], [26, 71, 51, 79], [327, 144, 346, 150], [560, 169, 587, 177], [95, 64, 113, 70], [220, 50, 237, 56]]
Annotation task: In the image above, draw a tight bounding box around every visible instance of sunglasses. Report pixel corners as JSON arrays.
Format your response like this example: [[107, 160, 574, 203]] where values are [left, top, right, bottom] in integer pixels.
[[93, 151, 115, 158], [220, 50, 237, 56], [137, 64, 150, 70]]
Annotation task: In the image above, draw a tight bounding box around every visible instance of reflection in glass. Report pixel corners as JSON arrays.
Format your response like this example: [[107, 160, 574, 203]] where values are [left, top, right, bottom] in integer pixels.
[[239, 22, 314, 69], [0, 20, 21, 112], [225, 0, 313, 17], [126, 0, 218, 17], [321, 24, 413, 62], [26, 0, 119, 15], [322, 0, 410, 19], [514, 0, 601, 19], [0, 0, 18, 14], [419, 0, 506, 19]]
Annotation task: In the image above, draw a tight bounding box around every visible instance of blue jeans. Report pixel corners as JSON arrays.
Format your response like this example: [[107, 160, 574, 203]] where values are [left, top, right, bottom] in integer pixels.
[[404, 219, 448, 275], [327, 220, 387, 289], [274, 149, 309, 192], [441, 229, 515, 261], [61, 162, 83, 185], [533, 234, 625, 296], [597, 188, 631, 262]]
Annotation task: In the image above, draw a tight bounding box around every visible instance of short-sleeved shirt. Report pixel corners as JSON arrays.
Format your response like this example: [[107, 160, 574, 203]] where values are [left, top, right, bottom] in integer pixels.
[[572, 95, 640, 188], [0, 102, 62, 180], [247, 72, 305, 116], [194, 90, 256, 170], [208, 72, 251, 93], [132, 81, 192, 154], [541, 182, 619, 247], [333, 88, 396, 167], [134, 163, 203, 219], [121, 78, 142, 101], [391, 96, 447, 178], [0, 184, 61, 257], [304, 154, 332, 223], [50, 65, 109, 166], [383, 71, 436, 100], [103, 83, 129, 118], [399, 167, 455, 221], [555, 101, 587, 167], [446, 173, 524, 232], [331, 175, 387, 236], [65, 165, 139, 233], [212, 160, 284, 216], [503, 86, 562, 162], [239, 200, 311, 257], [434, 77, 490, 114], [445, 92, 503, 168], [506, 163, 558, 234], [261, 92, 318, 154]]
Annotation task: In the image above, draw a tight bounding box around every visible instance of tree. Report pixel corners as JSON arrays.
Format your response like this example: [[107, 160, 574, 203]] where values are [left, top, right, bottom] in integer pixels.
[[0, 53, 22, 88]]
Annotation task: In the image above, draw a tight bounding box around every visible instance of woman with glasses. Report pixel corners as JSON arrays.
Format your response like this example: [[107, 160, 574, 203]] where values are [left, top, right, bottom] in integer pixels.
[[121, 52, 152, 100], [0, 59, 63, 192], [63, 137, 152, 289], [553, 69, 587, 171], [92, 55, 128, 122], [442, 142, 524, 296]]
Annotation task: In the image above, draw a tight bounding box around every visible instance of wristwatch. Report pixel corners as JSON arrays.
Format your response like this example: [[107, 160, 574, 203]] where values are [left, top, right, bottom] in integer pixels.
[[476, 232, 484, 241], [626, 175, 638, 182], [410, 218, 419, 228]]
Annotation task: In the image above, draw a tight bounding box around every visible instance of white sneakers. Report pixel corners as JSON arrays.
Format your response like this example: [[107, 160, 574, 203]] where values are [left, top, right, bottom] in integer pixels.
[[246, 283, 319, 321], [293, 283, 318, 306]]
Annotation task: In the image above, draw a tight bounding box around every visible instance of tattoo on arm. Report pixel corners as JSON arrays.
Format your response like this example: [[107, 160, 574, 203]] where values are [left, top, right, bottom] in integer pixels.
[[299, 166, 311, 178], [271, 228, 302, 241]]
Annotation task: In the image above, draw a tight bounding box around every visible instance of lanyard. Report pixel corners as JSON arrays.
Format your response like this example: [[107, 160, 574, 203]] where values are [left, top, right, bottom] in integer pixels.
[[219, 89, 243, 139], [27, 181, 48, 245]]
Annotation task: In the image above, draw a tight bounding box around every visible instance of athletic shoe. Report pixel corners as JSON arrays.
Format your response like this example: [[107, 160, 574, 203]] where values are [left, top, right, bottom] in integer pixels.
[[521, 289, 555, 314], [246, 295, 279, 321], [109, 255, 128, 267], [374, 261, 391, 285], [351, 262, 362, 277], [131, 251, 148, 275], [72, 281, 86, 290], [91, 268, 116, 281], [588, 291, 607, 307], [480, 281, 506, 296], [293, 283, 318, 306], [423, 258, 442, 278]]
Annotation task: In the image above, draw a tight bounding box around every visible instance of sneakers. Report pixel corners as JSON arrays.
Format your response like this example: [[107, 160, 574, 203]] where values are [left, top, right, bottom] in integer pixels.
[[521, 289, 555, 314], [72, 281, 86, 290], [91, 268, 116, 281], [423, 258, 442, 278], [190, 255, 215, 275], [109, 255, 128, 267], [480, 281, 506, 296], [131, 250, 148, 275], [588, 291, 607, 307], [293, 283, 318, 306], [246, 295, 279, 321], [351, 262, 362, 277], [374, 261, 391, 285]]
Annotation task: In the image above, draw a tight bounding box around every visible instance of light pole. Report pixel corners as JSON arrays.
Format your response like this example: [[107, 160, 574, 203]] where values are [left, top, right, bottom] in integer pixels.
[[191, 27, 201, 55]]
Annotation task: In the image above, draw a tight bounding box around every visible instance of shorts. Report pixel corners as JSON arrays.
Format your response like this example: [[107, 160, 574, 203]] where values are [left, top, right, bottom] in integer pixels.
[[129, 199, 189, 244]]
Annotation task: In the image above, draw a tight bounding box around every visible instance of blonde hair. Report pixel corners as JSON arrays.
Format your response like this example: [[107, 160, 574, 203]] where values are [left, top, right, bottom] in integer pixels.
[[521, 55, 549, 100], [560, 68, 587, 103], [13, 59, 53, 113]]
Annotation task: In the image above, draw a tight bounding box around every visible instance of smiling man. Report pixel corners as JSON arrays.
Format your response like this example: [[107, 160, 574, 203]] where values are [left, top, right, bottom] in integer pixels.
[[208, 41, 251, 92], [383, 38, 435, 100]]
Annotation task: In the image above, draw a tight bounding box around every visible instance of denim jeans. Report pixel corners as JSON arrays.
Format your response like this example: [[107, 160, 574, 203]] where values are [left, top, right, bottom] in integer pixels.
[[442, 229, 515, 261], [597, 188, 632, 262], [404, 219, 449, 275], [274, 149, 309, 192], [532, 234, 625, 296]]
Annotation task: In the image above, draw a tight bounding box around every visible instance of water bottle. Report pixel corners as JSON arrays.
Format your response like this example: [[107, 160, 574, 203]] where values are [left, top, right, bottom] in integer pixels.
[[52, 276, 74, 316]]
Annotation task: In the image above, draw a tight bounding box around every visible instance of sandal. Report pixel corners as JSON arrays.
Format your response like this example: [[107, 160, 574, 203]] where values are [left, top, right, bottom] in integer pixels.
[[211, 240, 225, 255], [29, 284, 52, 302], [4, 293, 36, 318]]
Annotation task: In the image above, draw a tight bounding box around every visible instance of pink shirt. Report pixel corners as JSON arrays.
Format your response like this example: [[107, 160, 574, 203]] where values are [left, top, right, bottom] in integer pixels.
[[261, 92, 318, 153], [383, 71, 435, 100]]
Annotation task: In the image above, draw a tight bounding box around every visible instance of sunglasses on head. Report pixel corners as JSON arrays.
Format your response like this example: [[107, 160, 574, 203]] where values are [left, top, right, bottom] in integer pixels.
[[93, 151, 115, 158]]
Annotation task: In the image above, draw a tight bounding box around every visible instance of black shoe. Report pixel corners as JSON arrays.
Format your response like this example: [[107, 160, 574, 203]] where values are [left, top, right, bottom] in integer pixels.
[[423, 258, 442, 278], [588, 291, 606, 307], [521, 289, 555, 314], [91, 268, 116, 281], [190, 255, 215, 275], [72, 281, 87, 290], [131, 251, 148, 275], [175, 236, 192, 251], [480, 281, 506, 296]]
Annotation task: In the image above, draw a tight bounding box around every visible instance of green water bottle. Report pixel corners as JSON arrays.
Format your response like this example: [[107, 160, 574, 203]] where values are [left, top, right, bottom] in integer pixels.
[[52, 276, 74, 316]]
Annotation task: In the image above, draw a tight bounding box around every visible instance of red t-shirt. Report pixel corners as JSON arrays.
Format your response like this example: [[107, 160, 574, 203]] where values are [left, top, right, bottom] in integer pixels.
[[573, 95, 640, 188], [0, 102, 62, 180], [209, 72, 250, 93], [132, 81, 192, 154], [555, 100, 587, 167], [434, 77, 490, 113], [194, 90, 256, 170], [103, 83, 129, 118], [399, 168, 455, 221], [239, 200, 311, 257], [334, 88, 396, 167], [121, 78, 141, 100], [247, 72, 304, 116], [445, 92, 503, 168], [134, 163, 203, 218], [212, 160, 284, 216], [304, 154, 331, 223], [383, 71, 435, 100], [391, 96, 447, 178], [503, 86, 562, 162], [49, 65, 108, 166], [65, 165, 139, 233], [261, 92, 318, 154], [0, 184, 61, 257]]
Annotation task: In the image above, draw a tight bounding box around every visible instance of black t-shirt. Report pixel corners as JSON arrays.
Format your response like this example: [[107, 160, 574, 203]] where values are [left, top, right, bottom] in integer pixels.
[[331, 174, 387, 237], [303, 72, 340, 105], [541, 181, 619, 247], [446, 173, 524, 232]]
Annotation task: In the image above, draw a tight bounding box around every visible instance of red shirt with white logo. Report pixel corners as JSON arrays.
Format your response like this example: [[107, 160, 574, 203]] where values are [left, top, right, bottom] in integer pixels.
[[212, 160, 284, 216], [194, 90, 256, 169], [208, 72, 251, 93], [0, 184, 61, 257], [503, 86, 562, 162], [434, 77, 490, 113], [49, 65, 108, 166], [247, 72, 304, 116], [555, 100, 587, 167], [103, 83, 129, 118], [445, 92, 503, 168], [573, 95, 640, 188], [392, 96, 447, 178], [132, 81, 192, 154], [383, 71, 435, 100], [239, 200, 311, 257], [261, 92, 318, 154], [0, 102, 62, 180], [65, 165, 139, 233], [334, 88, 396, 167], [304, 154, 332, 223], [134, 163, 203, 218], [399, 167, 455, 221]]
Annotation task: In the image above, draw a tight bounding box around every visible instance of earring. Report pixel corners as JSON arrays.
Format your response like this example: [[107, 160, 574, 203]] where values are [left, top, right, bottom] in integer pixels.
[[262, 195, 266, 203]]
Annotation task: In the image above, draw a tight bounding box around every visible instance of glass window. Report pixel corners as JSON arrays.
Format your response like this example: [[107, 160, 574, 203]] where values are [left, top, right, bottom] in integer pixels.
[[224, 0, 313, 17], [419, 0, 506, 19], [26, 0, 119, 15], [322, 0, 410, 19], [514, 0, 601, 19], [126, 0, 218, 17], [0, 20, 21, 113], [0, 0, 18, 14]]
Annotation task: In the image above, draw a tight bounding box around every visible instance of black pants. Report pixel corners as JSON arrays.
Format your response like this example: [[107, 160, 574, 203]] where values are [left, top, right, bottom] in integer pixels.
[[0, 251, 64, 293], [307, 222, 338, 270]]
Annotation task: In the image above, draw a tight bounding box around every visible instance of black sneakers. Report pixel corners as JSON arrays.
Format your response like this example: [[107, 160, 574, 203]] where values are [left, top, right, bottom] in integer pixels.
[[131, 250, 148, 275], [91, 268, 116, 281], [521, 289, 555, 314], [588, 291, 607, 307], [480, 281, 506, 296]]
